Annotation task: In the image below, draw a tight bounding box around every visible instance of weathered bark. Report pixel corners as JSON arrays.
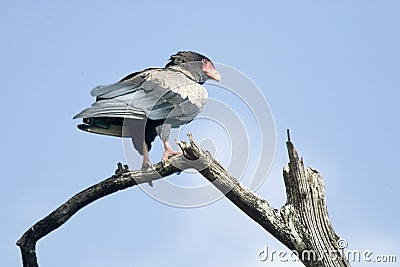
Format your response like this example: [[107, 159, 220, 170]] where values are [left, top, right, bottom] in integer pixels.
[[16, 162, 182, 267], [281, 131, 350, 266], [17, 132, 349, 267]]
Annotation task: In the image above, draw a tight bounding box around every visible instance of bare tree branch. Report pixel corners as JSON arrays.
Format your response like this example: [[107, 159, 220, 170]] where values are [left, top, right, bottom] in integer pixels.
[[17, 132, 349, 267], [16, 160, 182, 267], [281, 136, 350, 266]]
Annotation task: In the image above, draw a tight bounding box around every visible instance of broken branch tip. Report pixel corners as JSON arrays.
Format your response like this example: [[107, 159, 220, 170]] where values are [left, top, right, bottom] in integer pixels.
[[287, 129, 291, 142]]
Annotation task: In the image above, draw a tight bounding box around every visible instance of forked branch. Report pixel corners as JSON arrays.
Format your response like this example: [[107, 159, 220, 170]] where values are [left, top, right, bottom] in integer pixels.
[[17, 132, 349, 267]]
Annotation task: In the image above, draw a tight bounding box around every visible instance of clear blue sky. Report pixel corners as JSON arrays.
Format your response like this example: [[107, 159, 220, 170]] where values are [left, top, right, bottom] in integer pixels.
[[1, 1, 399, 266]]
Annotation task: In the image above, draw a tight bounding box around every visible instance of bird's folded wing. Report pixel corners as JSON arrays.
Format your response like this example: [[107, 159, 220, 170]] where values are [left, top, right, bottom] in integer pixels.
[[73, 99, 146, 120], [90, 72, 148, 98], [74, 68, 208, 125]]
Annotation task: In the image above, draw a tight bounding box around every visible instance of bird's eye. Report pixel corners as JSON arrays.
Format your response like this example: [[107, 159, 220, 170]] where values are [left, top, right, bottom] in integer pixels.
[[202, 58, 209, 64]]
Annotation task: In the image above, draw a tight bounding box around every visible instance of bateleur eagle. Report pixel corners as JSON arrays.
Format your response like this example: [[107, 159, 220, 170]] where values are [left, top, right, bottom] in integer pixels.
[[74, 51, 221, 169]]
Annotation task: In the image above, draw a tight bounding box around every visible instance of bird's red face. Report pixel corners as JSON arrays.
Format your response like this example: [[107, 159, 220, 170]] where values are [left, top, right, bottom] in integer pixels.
[[202, 58, 221, 82]]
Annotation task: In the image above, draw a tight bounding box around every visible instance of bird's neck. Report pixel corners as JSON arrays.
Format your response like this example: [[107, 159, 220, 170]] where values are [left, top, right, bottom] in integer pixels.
[[168, 66, 197, 82]]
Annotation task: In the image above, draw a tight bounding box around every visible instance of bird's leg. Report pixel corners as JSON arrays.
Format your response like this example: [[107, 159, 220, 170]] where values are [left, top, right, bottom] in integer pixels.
[[155, 123, 181, 162], [141, 141, 154, 187], [141, 141, 152, 170], [162, 139, 182, 161]]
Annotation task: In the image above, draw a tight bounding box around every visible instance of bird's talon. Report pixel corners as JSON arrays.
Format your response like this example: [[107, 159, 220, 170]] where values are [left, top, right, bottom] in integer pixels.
[[141, 161, 154, 171]]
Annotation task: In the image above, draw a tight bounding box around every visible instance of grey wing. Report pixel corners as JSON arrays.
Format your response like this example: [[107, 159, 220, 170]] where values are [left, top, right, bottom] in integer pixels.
[[74, 69, 164, 120], [73, 98, 147, 120], [147, 90, 204, 127], [74, 69, 207, 128], [139, 70, 208, 126]]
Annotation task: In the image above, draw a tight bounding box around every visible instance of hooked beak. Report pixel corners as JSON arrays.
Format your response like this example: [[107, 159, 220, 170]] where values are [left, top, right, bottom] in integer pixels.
[[203, 63, 221, 82]]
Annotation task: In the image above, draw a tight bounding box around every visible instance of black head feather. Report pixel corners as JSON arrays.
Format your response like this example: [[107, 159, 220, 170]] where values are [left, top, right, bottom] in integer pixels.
[[166, 51, 209, 67], [166, 51, 213, 84]]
